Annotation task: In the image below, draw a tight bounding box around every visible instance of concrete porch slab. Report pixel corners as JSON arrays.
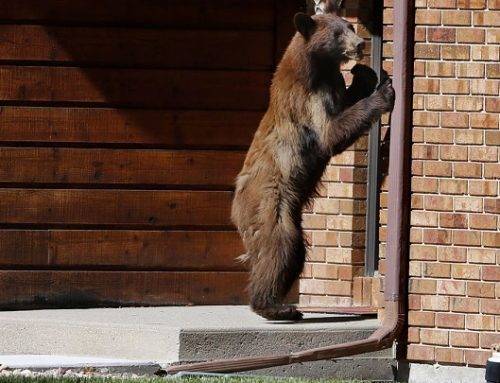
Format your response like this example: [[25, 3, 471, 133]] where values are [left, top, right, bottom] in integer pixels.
[[0, 306, 395, 380]]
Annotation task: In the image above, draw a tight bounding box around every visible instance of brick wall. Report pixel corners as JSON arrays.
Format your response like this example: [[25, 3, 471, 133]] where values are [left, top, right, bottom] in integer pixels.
[[393, 0, 499, 367], [300, 0, 375, 307]]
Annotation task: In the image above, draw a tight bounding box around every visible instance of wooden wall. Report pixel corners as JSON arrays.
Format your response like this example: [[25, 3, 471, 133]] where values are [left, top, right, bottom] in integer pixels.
[[0, 0, 302, 308]]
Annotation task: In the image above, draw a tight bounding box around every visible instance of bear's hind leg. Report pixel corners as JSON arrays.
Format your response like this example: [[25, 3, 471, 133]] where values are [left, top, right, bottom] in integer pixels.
[[247, 225, 306, 321]]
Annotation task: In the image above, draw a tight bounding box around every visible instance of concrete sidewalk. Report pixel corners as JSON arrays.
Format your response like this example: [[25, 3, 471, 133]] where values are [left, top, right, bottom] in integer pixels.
[[0, 306, 395, 379]]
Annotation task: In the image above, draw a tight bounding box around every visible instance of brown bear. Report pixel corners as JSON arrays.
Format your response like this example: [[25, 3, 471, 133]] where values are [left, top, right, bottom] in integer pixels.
[[231, 0, 395, 321]]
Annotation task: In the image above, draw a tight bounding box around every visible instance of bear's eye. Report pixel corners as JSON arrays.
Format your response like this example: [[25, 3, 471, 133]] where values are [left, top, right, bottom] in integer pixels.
[[348, 24, 355, 32]]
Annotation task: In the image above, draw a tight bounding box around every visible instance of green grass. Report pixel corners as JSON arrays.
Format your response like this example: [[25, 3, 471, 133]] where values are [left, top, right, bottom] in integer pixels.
[[0, 376, 365, 383]]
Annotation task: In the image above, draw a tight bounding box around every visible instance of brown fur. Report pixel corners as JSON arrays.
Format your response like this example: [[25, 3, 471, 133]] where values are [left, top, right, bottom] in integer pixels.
[[231, 1, 395, 321]]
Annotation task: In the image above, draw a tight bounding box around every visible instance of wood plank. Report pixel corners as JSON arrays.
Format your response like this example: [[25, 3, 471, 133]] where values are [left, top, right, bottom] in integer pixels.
[[0, 108, 259, 148], [0, 230, 245, 271], [0, 0, 274, 29], [0, 66, 271, 110], [0, 148, 245, 188], [0, 26, 274, 70], [0, 270, 248, 308], [0, 189, 233, 228]]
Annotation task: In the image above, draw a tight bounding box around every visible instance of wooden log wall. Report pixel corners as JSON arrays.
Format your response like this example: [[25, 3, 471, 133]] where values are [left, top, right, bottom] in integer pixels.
[[0, 0, 303, 308]]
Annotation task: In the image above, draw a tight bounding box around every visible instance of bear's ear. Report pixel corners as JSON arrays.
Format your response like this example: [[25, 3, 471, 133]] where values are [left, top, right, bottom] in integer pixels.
[[294, 13, 316, 40], [324, 0, 342, 14]]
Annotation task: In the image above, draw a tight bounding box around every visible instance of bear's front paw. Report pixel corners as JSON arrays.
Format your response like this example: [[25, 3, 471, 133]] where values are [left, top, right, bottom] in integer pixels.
[[351, 64, 378, 92], [377, 77, 395, 112]]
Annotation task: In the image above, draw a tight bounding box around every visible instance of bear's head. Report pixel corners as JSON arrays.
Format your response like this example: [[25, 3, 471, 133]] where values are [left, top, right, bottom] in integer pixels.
[[293, 0, 365, 63]]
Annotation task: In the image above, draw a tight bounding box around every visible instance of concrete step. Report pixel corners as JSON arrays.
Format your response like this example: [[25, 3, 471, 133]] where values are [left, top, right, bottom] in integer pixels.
[[0, 306, 395, 380]]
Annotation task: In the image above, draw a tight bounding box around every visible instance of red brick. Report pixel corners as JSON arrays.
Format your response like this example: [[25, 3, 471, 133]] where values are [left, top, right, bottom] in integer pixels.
[[425, 95, 454, 111], [468, 248, 496, 264], [458, 0, 486, 9], [408, 327, 420, 343], [455, 96, 483, 112], [457, 62, 485, 78], [411, 211, 439, 227], [486, 64, 500, 79], [472, 45, 500, 61], [415, 44, 441, 59], [470, 147, 498, 162], [443, 10, 471, 25], [454, 197, 483, 212], [465, 350, 490, 367], [424, 229, 452, 245], [467, 315, 496, 331], [412, 160, 423, 176], [410, 245, 438, 261], [483, 232, 500, 248], [429, 28, 456, 43], [439, 179, 467, 195], [422, 295, 450, 311], [451, 264, 481, 280], [416, 9, 442, 24], [439, 213, 468, 228], [473, 11, 500, 26], [482, 266, 500, 281], [409, 311, 436, 327], [324, 280, 352, 296], [482, 299, 500, 314], [450, 297, 480, 313], [450, 331, 479, 348], [453, 163, 482, 179], [424, 263, 452, 279], [479, 333, 500, 349], [425, 195, 453, 211], [441, 79, 470, 94], [436, 347, 464, 364], [409, 261, 422, 277], [412, 177, 439, 193], [486, 131, 500, 145], [470, 113, 499, 129], [436, 313, 465, 329], [469, 180, 498, 196], [421, 329, 450, 346], [426, 62, 456, 77], [484, 199, 500, 214], [437, 280, 466, 296], [468, 281, 495, 298], [456, 96, 483, 112], [470, 214, 497, 230], [412, 145, 439, 159], [442, 45, 470, 60], [440, 146, 468, 161], [409, 278, 438, 294], [429, 0, 457, 8], [471, 79, 499, 95], [425, 128, 454, 144], [438, 247, 467, 263], [484, 164, 500, 179], [408, 294, 422, 310], [486, 98, 500, 112], [425, 161, 452, 177], [414, 79, 441, 94], [413, 111, 440, 126], [442, 112, 469, 128], [487, 29, 500, 43], [456, 28, 485, 43], [407, 344, 435, 362], [452, 230, 481, 246]]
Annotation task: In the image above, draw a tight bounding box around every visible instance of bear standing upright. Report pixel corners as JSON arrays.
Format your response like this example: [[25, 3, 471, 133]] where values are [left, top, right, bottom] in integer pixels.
[[231, 0, 395, 321]]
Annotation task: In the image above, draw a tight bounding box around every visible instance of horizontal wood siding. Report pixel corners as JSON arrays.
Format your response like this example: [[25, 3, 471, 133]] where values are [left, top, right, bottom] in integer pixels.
[[0, 0, 298, 308]]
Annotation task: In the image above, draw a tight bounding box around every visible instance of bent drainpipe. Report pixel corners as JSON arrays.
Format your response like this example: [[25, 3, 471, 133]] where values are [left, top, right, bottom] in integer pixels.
[[165, 0, 414, 374]]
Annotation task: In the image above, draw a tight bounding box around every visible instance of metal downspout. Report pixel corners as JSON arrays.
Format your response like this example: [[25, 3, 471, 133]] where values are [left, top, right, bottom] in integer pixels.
[[165, 0, 414, 374]]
